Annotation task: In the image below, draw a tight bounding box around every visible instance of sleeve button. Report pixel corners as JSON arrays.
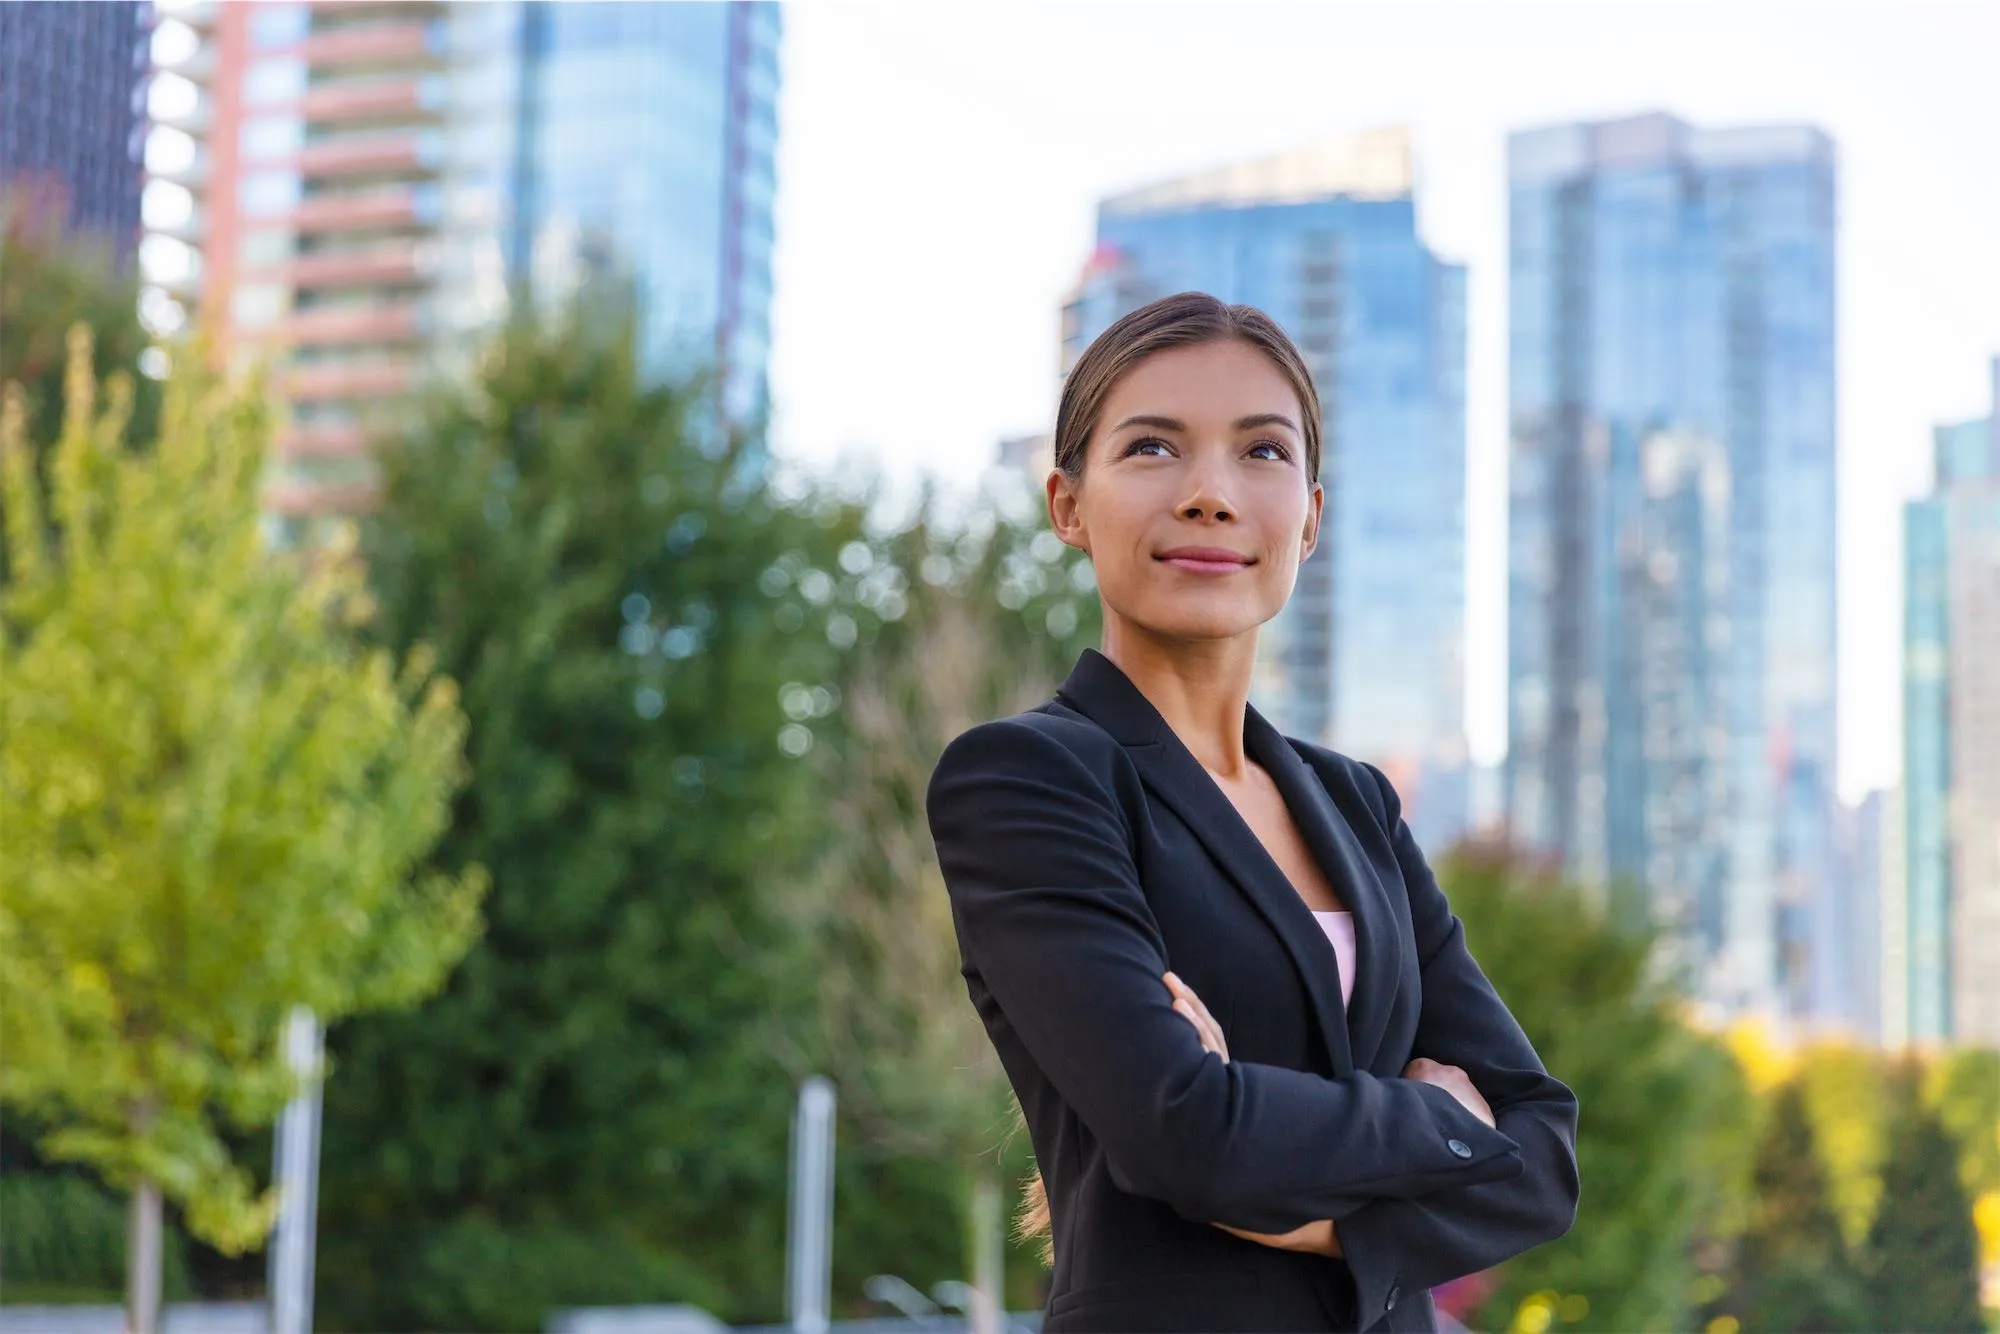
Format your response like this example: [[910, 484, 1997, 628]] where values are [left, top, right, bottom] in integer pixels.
[[1385, 1281, 1402, 1311], [1448, 1138, 1472, 1158]]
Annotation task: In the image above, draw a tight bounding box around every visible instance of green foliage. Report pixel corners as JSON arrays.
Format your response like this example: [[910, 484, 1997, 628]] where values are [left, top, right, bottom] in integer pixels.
[[329, 1217, 725, 1334], [319, 306, 882, 1329], [1861, 1069, 1986, 1334], [1726, 1080, 1867, 1333], [0, 334, 484, 1257], [1931, 1047, 2000, 1199], [802, 473, 1100, 1165], [0, 1172, 193, 1301], [0, 190, 162, 537], [1792, 1042, 1895, 1249], [1436, 844, 1757, 1334]]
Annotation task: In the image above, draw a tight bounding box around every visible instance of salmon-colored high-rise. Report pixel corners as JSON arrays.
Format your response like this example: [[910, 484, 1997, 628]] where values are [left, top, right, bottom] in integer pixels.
[[143, 1, 781, 535]]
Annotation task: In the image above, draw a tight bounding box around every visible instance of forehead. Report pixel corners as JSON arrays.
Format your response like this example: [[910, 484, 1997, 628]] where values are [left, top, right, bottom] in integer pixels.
[[1099, 339, 1302, 427]]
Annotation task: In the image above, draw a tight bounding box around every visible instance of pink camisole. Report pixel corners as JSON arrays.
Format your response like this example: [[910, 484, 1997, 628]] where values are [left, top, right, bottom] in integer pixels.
[[1311, 910, 1357, 1007]]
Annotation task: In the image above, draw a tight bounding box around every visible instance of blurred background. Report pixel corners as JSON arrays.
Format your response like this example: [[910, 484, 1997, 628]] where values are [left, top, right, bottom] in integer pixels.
[[0, 1, 1996, 1331]]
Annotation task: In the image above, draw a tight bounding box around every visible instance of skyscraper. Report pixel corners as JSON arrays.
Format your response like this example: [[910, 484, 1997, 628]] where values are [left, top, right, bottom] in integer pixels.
[[142, 0, 779, 526], [1060, 131, 1472, 847], [0, 1, 151, 251], [1507, 113, 1838, 1017], [1900, 357, 2000, 1044]]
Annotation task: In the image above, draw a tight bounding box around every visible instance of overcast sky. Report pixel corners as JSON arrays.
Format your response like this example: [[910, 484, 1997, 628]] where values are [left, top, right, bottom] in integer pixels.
[[766, 0, 2000, 803]]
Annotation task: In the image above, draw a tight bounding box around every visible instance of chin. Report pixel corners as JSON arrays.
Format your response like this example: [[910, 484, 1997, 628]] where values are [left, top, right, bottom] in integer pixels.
[[1133, 602, 1275, 643]]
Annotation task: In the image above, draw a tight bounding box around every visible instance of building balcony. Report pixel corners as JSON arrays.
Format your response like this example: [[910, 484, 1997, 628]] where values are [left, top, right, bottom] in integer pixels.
[[298, 21, 442, 68], [283, 301, 425, 347], [156, 0, 221, 31], [298, 131, 438, 180], [298, 75, 444, 125], [282, 246, 425, 290], [286, 359, 414, 401], [277, 421, 372, 458], [287, 186, 436, 233], [308, 0, 444, 16]]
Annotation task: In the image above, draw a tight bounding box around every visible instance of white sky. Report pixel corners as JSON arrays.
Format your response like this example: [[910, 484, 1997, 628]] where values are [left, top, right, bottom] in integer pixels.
[[766, 0, 2000, 804]]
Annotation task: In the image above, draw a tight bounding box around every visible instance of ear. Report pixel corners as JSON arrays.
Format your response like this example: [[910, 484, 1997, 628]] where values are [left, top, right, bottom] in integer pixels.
[[1048, 467, 1090, 553], [1299, 482, 1324, 562]]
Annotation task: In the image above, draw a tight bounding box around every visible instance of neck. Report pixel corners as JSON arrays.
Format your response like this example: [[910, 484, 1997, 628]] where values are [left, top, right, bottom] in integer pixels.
[[1098, 615, 1259, 779]]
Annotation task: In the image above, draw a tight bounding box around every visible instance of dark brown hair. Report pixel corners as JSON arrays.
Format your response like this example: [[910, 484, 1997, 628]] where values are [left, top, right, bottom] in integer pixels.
[[1054, 291, 1323, 483]]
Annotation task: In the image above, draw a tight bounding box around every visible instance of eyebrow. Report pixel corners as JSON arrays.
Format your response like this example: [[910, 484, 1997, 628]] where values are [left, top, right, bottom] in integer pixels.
[[1112, 413, 1300, 434]]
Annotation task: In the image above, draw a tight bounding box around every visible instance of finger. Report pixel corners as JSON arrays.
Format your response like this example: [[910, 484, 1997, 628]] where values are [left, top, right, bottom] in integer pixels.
[[1174, 999, 1218, 1052]]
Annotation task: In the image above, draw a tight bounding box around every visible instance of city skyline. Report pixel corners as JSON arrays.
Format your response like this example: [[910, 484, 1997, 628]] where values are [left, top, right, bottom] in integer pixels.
[[768, 0, 2000, 804]]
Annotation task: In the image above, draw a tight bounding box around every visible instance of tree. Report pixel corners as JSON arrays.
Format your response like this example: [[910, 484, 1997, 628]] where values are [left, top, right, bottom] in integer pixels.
[[0, 185, 162, 478], [799, 473, 1100, 1310], [1725, 1080, 1867, 1333], [1434, 843, 1758, 1334], [1861, 1066, 1986, 1334], [0, 333, 485, 1333], [317, 307, 878, 1330]]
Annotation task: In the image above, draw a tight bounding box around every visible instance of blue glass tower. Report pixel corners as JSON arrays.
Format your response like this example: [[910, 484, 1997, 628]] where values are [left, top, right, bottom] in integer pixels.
[[1507, 113, 1838, 1017], [436, 1, 779, 421], [1062, 133, 1472, 848], [0, 1, 149, 253], [1902, 360, 2000, 1044]]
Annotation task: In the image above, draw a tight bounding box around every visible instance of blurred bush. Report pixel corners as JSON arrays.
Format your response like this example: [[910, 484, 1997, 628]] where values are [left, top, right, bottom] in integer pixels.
[[0, 1172, 193, 1303], [1437, 843, 1757, 1333]]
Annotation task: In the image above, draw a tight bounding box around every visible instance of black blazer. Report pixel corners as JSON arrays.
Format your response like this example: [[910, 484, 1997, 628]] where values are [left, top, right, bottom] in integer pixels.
[[925, 649, 1579, 1333]]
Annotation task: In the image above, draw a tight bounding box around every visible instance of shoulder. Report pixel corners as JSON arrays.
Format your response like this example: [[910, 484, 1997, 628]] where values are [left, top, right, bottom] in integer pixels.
[[927, 704, 1125, 800]]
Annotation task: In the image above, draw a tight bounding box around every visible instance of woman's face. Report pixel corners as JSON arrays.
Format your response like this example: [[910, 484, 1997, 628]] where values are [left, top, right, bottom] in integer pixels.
[[1050, 338, 1322, 645]]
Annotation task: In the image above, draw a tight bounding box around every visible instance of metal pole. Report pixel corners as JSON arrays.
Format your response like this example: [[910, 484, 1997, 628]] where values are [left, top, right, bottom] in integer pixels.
[[268, 1007, 324, 1334], [970, 1177, 1003, 1334], [785, 1076, 836, 1334]]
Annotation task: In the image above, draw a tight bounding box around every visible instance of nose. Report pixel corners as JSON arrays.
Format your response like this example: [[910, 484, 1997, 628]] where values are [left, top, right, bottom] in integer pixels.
[[1177, 450, 1236, 522]]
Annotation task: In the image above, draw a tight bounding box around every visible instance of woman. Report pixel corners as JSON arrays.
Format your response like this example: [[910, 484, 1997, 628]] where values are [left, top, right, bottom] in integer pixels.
[[925, 293, 1579, 1333]]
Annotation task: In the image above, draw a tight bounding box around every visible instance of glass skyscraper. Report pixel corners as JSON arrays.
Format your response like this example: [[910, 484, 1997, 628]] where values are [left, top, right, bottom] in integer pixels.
[[0, 1, 150, 253], [1901, 359, 2000, 1044], [438, 1, 779, 422], [1507, 113, 1838, 1017], [1062, 131, 1471, 848]]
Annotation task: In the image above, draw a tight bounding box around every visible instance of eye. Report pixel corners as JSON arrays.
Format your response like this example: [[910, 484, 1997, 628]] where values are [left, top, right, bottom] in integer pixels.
[[1122, 436, 1172, 458], [1249, 439, 1292, 462]]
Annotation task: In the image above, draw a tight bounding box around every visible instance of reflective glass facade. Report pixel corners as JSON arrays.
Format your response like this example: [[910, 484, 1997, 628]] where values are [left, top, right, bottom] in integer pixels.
[[441, 1, 779, 419], [1062, 144, 1471, 847], [0, 0, 149, 252], [1507, 114, 1838, 1016], [1903, 378, 2000, 1044]]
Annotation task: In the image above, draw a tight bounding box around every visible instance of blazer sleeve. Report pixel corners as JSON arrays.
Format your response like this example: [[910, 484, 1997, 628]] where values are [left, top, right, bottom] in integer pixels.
[[925, 717, 1526, 1234], [1332, 762, 1581, 1328]]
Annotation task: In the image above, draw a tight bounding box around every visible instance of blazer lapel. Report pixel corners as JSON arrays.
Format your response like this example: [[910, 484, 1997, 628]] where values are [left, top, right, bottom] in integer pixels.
[[1242, 706, 1402, 1072], [1054, 650, 1355, 1074]]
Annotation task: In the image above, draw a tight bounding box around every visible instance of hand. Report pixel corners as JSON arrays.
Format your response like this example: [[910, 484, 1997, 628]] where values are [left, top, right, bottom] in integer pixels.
[[1214, 1218, 1343, 1257], [1404, 1057, 1497, 1129], [1164, 973, 1340, 1258], [1164, 972, 1227, 1063]]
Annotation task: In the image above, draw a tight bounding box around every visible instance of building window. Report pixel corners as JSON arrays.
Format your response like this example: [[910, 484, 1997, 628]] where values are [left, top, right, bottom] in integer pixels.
[[243, 58, 307, 107], [238, 228, 294, 272], [238, 169, 302, 218], [232, 282, 289, 332], [240, 114, 304, 162], [251, 5, 309, 50]]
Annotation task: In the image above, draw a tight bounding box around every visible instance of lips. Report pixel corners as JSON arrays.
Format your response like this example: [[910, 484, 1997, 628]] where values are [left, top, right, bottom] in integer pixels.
[[1155, 547, 1254, 574]]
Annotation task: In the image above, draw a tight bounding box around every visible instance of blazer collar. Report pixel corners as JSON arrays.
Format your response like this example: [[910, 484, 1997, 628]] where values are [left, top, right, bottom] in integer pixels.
[[1054, 649, 1398, 1073]]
